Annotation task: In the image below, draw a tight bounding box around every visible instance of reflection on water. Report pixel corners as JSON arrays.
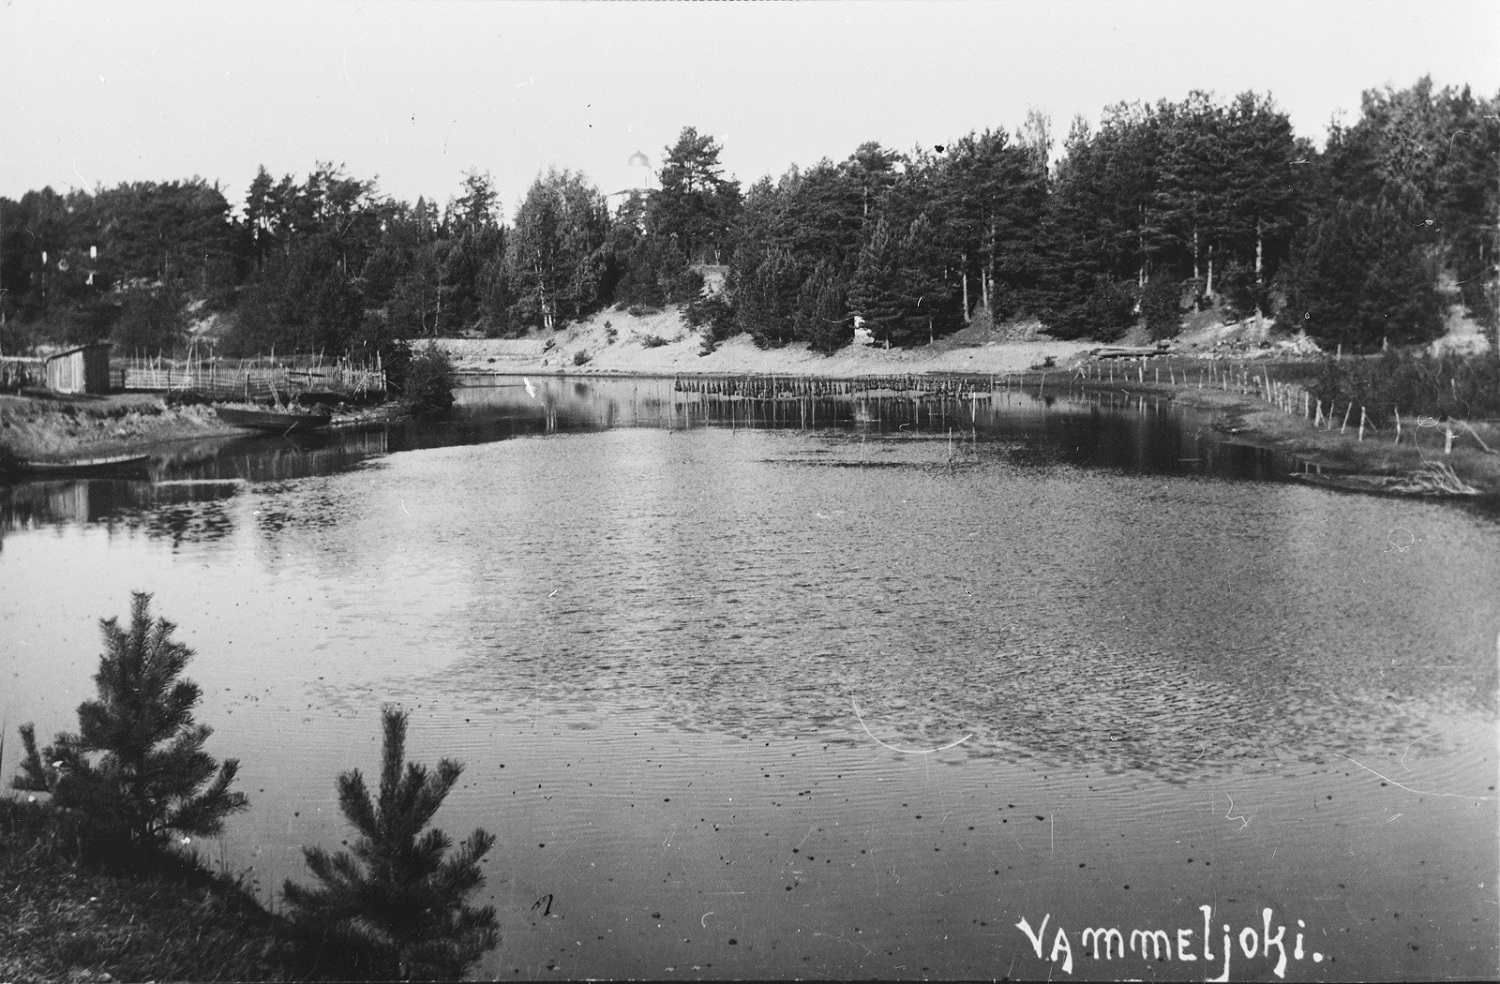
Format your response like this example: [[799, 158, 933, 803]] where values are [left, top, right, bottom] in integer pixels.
[[2, 375, 1497, 981], [0, 478, 243, 548], [0, 375, 1316, 541]]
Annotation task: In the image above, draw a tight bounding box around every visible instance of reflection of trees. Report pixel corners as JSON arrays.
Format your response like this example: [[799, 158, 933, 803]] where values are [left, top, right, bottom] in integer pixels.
[[139, 499, 237, 550], [0, 479, 242, 550]]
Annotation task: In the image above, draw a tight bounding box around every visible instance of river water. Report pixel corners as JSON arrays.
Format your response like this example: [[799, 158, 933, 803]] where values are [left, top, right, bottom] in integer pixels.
[[2, 375, 1496, 981]]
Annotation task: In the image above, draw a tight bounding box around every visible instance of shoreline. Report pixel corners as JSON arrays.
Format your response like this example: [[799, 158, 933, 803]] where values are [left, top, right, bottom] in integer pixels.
[[1078, 376, 1500, 495], [0, 392, 409, 474], [4, 359, 1498, 496]]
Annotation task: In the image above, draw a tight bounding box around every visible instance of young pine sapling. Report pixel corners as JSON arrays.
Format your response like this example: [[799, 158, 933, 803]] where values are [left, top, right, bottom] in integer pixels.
[[282, 706, 499, 981], [11, 592, 248, 848]]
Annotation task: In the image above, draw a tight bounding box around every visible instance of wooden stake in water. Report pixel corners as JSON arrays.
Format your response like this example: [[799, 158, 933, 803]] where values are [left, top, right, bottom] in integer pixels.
[[1394, 408, 1401, 445], [1340, 403, 1352, 433], [1358, 407, 1366, 441]]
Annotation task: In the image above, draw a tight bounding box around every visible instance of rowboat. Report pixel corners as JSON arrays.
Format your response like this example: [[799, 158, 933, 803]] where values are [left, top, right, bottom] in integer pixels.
[[17, 453, 152, 478], [217, 407, 332, 432]]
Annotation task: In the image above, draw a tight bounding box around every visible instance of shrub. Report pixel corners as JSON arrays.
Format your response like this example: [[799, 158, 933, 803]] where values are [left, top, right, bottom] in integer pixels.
[[282, 707, 499, 981], [1309, 349, 1500, 426], [1044, 276, 1136, 342], [1216, 261, 1271, 321], [640, 333, 670, 349], [405, 342, 457, 416], [1140, 277, 1185, 341], [572, 349, 592, 366], [11, 592, 248, 849], [684, 291, 736, 344]]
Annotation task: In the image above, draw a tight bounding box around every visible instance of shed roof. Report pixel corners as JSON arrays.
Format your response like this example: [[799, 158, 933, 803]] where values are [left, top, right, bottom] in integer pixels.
[[45, 342, 112, 362]]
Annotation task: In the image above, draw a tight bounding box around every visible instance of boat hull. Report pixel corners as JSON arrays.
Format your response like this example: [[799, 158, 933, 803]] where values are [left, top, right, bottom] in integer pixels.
[[17, 453, 152, 478], [217, 407, 332, 432]]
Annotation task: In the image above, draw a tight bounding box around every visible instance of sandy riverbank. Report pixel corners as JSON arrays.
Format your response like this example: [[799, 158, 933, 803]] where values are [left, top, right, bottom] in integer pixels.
[[434, 305, 1092, 378]]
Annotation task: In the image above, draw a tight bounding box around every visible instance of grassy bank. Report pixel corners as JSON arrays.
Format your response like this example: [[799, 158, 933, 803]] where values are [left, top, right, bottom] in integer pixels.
[[1072, 354, 1500, 495], [0, 392, 237, 467], [0, 391, 412, 471], [1308, 349, 1500, 426], [0, 798, 309, 982]]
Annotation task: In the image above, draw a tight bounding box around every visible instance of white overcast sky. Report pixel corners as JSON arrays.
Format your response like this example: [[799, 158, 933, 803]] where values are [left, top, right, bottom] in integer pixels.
[[2, 0, 1496, 216]]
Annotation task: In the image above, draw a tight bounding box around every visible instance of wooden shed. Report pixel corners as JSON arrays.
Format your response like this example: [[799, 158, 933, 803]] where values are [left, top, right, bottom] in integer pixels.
[[45, 343, 112, 394]]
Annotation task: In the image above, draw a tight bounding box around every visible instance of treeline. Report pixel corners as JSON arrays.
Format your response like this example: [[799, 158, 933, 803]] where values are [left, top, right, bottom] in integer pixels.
[[1, 77, 1494, 358]]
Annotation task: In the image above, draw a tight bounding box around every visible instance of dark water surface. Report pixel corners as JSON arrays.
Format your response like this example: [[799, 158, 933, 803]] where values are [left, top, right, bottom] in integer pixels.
[[3, 375, 1496, 981]]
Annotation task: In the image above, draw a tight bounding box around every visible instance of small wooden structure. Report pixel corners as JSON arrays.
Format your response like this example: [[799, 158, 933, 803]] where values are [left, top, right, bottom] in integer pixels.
[[45, 343, 112, 394]]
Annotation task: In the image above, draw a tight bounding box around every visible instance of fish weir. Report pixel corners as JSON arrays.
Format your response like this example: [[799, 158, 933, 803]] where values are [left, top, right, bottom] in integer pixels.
[[667, 373, 1031, 435]]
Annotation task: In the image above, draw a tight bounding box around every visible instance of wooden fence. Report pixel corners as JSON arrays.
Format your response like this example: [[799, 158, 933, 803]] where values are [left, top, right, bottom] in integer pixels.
[[117, 356, 385, 400], [0, 356, 46, 391]]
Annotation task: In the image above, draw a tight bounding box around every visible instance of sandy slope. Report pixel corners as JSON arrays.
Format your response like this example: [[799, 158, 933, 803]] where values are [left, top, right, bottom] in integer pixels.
[[434, 305, 1092, 377]]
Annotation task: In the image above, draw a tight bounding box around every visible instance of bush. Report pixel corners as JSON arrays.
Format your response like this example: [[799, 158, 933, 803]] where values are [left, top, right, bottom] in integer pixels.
[[1216, 261, 1271, 321], [11, 592, 248, 850], [282, 707, 499, 981], [1043, 276, 1136, 342], [404, 342, 456, 416], [1140, 277, 1185, 341], [684, 291, 736, 344], [111, 285, 189, 356], [572, 349, 592, 366], [640, 333, 669, 348], [1309, 349, 1500, 427]]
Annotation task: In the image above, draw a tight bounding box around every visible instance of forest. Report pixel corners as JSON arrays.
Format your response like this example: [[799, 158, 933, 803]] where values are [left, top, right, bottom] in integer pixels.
[[1, 77, 1495, 361]]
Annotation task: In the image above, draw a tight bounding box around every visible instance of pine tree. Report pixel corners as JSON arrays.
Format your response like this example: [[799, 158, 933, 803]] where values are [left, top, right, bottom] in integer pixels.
[[849, 217, 906, 346], [734, 245, 801, 347], [1276, 198, 1444, 350], [282, 706, 499, 982], [650, 126, 743, 264], [792, 259, 852, 353], [11, 592, 248, 848]]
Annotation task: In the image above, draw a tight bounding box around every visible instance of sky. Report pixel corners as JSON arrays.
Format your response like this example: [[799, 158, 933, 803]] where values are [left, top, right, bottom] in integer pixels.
[[2, 0, 1497, 217]]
